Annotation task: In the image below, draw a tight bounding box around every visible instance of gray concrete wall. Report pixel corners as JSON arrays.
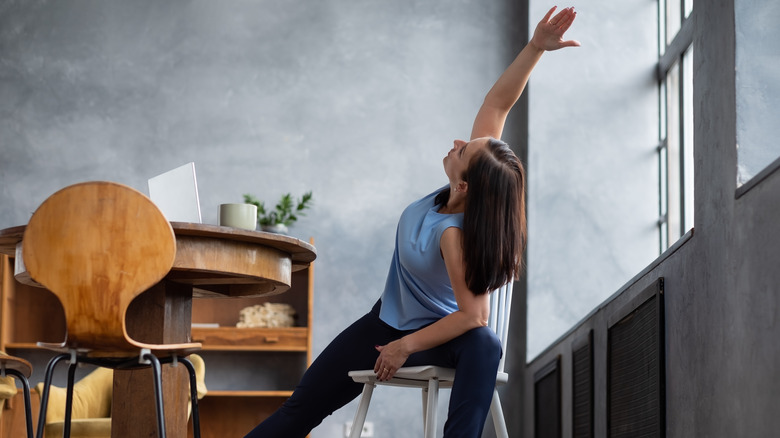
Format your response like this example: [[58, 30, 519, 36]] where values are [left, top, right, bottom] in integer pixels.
[[677, 1, 780, 434], [525, 2, 780, 437], [0, 1, 523, 436]]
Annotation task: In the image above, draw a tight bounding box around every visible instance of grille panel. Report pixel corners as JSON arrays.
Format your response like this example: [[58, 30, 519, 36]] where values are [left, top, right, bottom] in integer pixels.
[[572, 331, 593, 438], [607, 280, 665, 438], [534, 356, 561, 438]]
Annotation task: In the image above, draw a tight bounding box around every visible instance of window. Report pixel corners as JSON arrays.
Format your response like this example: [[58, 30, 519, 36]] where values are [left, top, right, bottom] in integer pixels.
[[735, 1, 780, 192], [657, 0, 694, 251]]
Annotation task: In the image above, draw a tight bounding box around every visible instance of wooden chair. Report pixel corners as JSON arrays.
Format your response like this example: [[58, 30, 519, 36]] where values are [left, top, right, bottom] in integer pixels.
[[22, 181, 202, 438], [0, 353, 34, 438], [347, 283, 514, 438]]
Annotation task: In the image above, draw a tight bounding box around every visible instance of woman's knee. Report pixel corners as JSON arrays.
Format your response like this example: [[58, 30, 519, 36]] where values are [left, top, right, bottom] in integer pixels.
[[461, 326, 502, 361]]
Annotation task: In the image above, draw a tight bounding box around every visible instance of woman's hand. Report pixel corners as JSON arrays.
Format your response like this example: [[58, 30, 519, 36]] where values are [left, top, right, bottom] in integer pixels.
[[530, 6, 581, 52], [470, 5, 579, 139], [373, 340, 410, 381]]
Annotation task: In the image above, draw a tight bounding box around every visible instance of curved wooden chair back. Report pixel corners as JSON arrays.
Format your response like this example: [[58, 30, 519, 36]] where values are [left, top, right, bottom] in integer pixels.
[[22, 181, 177, 353]]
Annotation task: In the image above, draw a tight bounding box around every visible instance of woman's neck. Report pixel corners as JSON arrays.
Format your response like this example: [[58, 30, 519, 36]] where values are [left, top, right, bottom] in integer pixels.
[[439, 192, 466, 214]]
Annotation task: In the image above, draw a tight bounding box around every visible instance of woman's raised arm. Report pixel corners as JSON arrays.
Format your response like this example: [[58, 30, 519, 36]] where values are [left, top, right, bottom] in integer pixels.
[[470, 6, 580, 140]]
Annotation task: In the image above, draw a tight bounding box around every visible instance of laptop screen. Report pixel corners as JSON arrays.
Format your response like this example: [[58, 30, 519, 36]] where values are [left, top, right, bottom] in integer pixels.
[[147, 162, 202, 223]]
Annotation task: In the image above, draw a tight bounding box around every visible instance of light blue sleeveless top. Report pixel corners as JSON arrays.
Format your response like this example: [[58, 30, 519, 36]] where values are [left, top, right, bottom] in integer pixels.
[[379, 186, 463, 330]]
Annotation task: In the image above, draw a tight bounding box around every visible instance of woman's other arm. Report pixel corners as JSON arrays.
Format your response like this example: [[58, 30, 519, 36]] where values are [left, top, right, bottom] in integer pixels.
[[373, 227, 490, 380], [471, 6, 580, 140]]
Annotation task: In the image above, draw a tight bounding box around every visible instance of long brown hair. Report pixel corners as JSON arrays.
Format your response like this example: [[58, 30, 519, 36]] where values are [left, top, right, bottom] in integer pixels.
[[435, 138, 527, 295]]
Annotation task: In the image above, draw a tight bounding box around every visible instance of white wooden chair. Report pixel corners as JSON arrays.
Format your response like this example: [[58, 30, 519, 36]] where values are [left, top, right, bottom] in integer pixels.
[[347, 282, 514, 438]]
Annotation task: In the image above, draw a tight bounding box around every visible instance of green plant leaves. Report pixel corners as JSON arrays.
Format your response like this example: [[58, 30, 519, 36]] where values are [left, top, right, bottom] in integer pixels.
[[242, 191, 313, 227]]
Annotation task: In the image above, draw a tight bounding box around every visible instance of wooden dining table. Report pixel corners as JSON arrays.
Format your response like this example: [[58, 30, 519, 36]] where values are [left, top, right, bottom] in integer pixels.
[[0, 222, 316, 438]]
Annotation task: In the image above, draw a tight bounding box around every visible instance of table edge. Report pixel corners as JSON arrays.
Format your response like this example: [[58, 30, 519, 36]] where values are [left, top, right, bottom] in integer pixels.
[[0, 223, 317, 264]]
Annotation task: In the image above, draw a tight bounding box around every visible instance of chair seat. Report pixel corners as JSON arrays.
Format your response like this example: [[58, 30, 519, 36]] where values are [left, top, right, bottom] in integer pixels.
[[349, 366, 508, 389], [37, 341, 202, 359]]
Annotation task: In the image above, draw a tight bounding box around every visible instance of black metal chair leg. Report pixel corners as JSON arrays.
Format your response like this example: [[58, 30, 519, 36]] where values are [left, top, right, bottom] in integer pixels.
[[158, 355, 201, 438], [63, 360, 78, 438], [179, 357, 201, 438], [36, 353, 70, 438], [143, 352, 167, 438], [5, 368, 33, 438]]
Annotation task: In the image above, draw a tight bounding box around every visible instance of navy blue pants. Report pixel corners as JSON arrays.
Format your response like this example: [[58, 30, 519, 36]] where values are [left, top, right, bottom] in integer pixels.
[[243, 301, 501, 438]]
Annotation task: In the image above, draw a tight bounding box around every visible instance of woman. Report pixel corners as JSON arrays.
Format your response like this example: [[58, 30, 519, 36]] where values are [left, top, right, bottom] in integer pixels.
[[245, 6, 579, 438]]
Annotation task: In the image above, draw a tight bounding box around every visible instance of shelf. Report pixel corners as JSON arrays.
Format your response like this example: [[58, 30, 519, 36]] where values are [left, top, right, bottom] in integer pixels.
[[191, 327, 308, 351], [205, 390, 293, 398]]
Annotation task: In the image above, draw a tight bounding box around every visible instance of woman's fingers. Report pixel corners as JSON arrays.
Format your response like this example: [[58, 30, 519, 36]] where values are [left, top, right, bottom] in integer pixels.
[[374, 362, 395, 381], [556, 8, 580, 48], [560, 38, 581, 48], [373, 341, 408, 380], [373, 345, 394, 380], [539, 6, 579, 49], [550, 7, 575, 30], [380, 365, 393, 380], [540, 5, 557, 25]]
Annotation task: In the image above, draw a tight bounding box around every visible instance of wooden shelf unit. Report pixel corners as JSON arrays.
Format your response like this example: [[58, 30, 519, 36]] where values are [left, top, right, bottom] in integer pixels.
[[186, 262, 314, 436], [0, 240, 314, 438]]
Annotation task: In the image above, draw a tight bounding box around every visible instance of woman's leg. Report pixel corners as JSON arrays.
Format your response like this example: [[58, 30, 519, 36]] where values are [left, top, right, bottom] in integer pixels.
[[243, 303, 405, 438], [407, 326, 502, 438]]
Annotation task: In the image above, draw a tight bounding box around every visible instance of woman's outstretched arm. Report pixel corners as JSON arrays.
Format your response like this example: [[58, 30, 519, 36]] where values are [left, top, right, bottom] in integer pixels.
[[471, 6, 580, 140]]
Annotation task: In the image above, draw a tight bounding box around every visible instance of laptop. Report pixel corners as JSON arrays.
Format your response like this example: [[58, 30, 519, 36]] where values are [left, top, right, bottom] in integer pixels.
[[147, 162, 203, 223]]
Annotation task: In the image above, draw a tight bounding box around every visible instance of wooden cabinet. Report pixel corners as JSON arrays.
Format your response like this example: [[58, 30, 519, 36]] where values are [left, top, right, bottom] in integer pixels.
[[0, 244, 314, 438]]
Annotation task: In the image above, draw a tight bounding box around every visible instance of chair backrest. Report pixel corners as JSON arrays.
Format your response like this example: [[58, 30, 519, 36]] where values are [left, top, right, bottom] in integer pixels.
[[487, 282, 514, 373], [22, 181, 176, 352]]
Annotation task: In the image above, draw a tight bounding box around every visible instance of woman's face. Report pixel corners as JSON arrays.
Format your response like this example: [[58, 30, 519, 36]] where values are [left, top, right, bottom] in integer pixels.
[[443, 137, 489, 184]]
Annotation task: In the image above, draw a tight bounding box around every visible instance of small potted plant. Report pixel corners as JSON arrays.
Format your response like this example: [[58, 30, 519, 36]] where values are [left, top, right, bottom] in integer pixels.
[[243, 191, 313, 234]]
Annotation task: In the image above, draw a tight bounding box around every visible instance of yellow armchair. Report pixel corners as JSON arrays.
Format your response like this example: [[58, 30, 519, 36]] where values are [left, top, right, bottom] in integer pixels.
[[0, 373, 18, 427], [0, 373, 16, 411], [35, 354, 207, 438]]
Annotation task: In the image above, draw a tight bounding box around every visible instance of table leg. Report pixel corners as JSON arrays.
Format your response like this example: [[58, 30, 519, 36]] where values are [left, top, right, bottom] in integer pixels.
[[112, 280, 193, 438]]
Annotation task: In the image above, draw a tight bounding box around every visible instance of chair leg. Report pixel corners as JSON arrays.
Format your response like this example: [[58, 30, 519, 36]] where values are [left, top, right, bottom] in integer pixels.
[[349, 382, 375, 438], [424, 378, 439, 438], [178, 357, 201, 438], [36, 353, 70, 438], [4, 369, 33, 438], [152, 355, 202, 438], [420, 387, 428, 430], [489, 389, 509, 438], [142, 352, 167, 438], [63, 360, 79, 438]]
